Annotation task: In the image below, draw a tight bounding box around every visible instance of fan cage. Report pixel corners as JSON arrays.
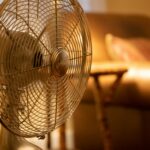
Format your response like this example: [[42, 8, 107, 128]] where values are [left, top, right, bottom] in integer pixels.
[[0, 0, 92, 138]]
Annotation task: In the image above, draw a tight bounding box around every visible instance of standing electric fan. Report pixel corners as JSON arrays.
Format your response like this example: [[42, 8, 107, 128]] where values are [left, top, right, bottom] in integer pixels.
[[0, 0, 92, 146]]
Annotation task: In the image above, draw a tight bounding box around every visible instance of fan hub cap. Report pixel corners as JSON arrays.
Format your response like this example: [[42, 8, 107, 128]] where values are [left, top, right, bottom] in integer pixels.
[[52, 50, 69, 77]]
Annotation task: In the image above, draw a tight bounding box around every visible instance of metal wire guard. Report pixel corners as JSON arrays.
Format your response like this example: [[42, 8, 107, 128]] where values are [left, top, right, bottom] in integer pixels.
[[0, 0, 92, 137]]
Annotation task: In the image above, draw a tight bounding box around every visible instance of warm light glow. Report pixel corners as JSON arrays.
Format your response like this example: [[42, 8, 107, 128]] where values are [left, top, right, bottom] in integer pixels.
[[128, 68, 150, 79], [26, 137, 46, 150], [18, 146, 35, 150], [51, 128, 60, 150], [66, 118, 75, 150], [78, 0, 107, 12]]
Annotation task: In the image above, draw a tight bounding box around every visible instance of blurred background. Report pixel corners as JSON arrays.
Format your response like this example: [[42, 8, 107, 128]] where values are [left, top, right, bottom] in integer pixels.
[[77, 1, 150, 150], [1, 0, 150, 150]]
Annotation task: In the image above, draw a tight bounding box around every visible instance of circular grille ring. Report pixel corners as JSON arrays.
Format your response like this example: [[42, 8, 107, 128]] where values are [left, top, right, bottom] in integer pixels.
[[0, 0, 92, 137]]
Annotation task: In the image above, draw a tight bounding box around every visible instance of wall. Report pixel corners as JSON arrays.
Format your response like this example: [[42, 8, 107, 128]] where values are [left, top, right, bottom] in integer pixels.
[[79, 0, 150, 16], [106, 0, 150, 16], [0, 0, 150, 16], [79, 0, 107, 12]]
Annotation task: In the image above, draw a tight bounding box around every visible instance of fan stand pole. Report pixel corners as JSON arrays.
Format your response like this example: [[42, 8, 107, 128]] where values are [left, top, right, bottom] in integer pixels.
[[0, 123, 43, 150], [60, 123, 66, 150], [0, 124, 18, 150], [91, 65, 128, 150]]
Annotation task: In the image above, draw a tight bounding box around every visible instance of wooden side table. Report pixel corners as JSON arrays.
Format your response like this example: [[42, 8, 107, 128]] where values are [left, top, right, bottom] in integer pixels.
[[91, 63, 128, 150]]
